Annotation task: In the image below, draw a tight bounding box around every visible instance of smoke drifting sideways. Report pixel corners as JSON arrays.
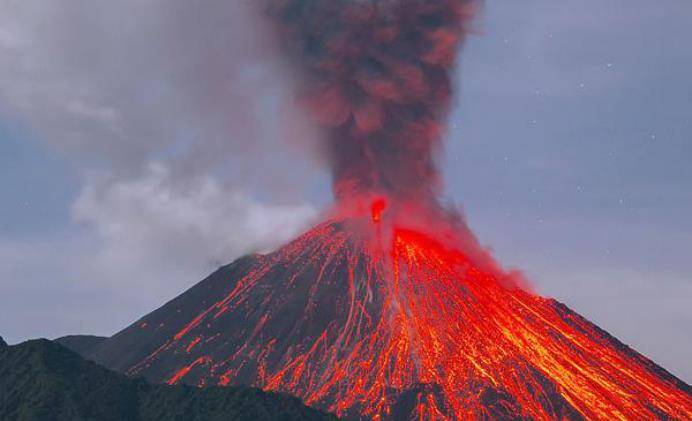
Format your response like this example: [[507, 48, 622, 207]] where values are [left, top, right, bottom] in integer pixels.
[[265, 0, 478, 214]]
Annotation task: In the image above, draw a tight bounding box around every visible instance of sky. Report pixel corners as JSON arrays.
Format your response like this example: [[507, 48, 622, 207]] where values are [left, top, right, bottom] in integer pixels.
[[1, 1, 690, 382]]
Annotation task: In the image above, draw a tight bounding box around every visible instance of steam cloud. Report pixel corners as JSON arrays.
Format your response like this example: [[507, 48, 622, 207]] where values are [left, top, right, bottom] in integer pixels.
[[266, 0, 477, 205]]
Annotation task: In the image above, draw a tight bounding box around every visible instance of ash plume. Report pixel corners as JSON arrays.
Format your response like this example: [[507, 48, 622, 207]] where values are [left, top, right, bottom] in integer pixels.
[[266, 0, 478, 206]]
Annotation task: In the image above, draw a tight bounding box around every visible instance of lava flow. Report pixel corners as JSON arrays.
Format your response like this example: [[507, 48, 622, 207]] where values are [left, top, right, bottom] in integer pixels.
[[89, 205, 692, 420], [85, 0, 692, 419]]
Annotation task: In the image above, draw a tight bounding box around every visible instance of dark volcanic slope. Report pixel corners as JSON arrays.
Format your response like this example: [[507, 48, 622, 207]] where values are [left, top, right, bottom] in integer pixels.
[[0, 336, 335, 421], [89, 254, 263, 373], [87, 221, 692, 420]]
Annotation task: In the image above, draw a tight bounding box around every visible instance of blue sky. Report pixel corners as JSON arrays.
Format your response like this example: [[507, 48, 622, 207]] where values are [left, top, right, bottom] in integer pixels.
[[1, 1, 690, 382], [448, 1, 692, 381]]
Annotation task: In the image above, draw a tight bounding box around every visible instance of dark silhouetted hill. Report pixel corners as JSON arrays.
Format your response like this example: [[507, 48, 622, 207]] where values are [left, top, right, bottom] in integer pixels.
[[0, 336, 336, 421], [54, 335, 107, 356]]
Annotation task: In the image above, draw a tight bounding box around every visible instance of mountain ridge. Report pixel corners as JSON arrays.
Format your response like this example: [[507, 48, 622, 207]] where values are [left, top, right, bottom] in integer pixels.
[[54, 335, 107, 356]]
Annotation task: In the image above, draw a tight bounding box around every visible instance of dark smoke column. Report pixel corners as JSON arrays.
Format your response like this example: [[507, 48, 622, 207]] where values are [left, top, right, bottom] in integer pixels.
[[267, 0, 477, 206]]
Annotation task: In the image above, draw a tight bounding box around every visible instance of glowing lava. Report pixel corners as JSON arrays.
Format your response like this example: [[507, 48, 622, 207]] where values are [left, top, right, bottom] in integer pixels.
[[371, 198, 387, 223], [93, 211, 692, 420]]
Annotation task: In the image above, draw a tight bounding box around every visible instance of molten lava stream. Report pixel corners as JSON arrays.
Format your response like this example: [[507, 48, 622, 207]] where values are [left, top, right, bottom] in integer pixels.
[[237, 219, 690, 420], [368, 227, 692, 420], [130, 214, 691, 420]]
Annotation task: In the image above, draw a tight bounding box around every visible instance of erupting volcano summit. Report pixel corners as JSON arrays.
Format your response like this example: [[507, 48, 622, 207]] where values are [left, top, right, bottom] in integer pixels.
[[89, 215, 691, 419], [86, 0, 691, 420]]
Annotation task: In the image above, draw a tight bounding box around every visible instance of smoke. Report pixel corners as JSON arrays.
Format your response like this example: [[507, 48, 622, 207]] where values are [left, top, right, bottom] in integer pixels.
[[265, 0, 478, 206], [0, 0, 477, 339]]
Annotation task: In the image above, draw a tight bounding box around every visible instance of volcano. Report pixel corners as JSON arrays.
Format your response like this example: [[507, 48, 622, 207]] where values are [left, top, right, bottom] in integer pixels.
[[87, 211, 692, 420], [84, 0, 691, 418]]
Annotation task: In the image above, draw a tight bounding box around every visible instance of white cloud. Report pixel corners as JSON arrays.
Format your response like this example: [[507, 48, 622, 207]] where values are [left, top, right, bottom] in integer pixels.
[[72, 163, 317, 291], [0, 163, 317, 344]]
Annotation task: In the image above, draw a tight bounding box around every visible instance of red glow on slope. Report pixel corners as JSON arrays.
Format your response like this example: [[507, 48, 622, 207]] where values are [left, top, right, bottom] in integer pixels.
[[166, 356, 210, 385], [133, 215, 691, 419], [185, 336, 202, 353]]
